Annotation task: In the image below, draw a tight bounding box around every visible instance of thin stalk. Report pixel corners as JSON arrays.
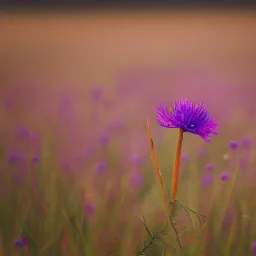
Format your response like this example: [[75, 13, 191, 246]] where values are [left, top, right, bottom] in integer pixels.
[[171, 128, 184, 212], [142, 118, 169, 215]]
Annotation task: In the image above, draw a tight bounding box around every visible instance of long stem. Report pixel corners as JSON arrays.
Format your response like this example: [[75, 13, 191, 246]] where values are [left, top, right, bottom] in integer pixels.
[[171, 128, 184, 211], [142, 118, 169, 215]]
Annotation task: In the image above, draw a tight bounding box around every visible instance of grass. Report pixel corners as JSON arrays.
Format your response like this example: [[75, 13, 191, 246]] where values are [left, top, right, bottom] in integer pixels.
[[0, 95, 256, 256]]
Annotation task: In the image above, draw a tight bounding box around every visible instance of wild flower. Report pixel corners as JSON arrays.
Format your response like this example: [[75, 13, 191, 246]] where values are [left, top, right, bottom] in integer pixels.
[[31, 155, 39, 163], [156, 98, 217, 206], [251, 241, 256, 254], [181, 152, 189, 163], [241, 136, 252, 150], [131, 154, 143, 165], [204, 163, 214, 171], [83, 200, 94, 216], [128, 172, 143, 188], [14, 236, 26, 248], [157, 98, 217, 141], [200, 174, 213, 186], [99, 132, 110, 146], [94, 161, 108, 173], [220, 172, 230, 181], [229, 141, 238, 151]]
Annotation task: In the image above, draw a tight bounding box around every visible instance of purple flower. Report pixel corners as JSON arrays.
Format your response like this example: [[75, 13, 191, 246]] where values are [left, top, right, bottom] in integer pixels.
[[31, 155, 39, 163], [99, 132, 109, 146], [181, 153, 189, 163], [16, 126, 30, 140], [131, 155, 143, 165], [3, 92, 16, 110], [229, 141, 238, 150], [200, 174, 213, 186], [241, 136, 252, 150], [156, 99, 217, 141], [129, 172, 143, 187], [14, 236, 26, 248], [7, 152, 23, 164], [83, 200, 94, 216], [220, 172, 230, 181], [204, 163, 214, 171], [94, 161, 108, 173], [251, 241, 256, 254]]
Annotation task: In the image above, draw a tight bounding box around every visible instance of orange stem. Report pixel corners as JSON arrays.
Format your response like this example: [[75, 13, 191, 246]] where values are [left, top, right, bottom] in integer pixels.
[[171, 128, 184, 211], [143, 118, 169, 215]]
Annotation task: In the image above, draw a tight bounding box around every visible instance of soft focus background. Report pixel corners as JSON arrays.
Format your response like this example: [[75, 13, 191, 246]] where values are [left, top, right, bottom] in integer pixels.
[[0, 9, 256, 255]]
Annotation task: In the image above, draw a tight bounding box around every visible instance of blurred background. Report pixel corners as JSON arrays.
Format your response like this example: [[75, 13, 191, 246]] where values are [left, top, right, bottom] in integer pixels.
[[0, 6, 256, 255]]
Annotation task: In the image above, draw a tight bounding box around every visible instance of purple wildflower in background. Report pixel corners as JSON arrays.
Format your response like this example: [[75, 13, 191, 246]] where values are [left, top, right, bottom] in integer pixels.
[[16, 125, 30, 140], [83, 200, 94, 216], [131, 155, 143, 165], [99, 132, 109, 146], [14, 236, 26, 248], [251, 241, 256, 254], [241, 136, 252, 150], [200, 174, 213, 186], [181, 152, 189, 163], [31, 155, 39, 163], [7, 152, 23, 164], [204, 163, 214, 171], [156, 99, 217, 141], [220, 172, 230, 181], [94, 161, 108, 173], [3, 92, 16, 111], [229, 141, 238, 151], [129, 172, 143, 187]]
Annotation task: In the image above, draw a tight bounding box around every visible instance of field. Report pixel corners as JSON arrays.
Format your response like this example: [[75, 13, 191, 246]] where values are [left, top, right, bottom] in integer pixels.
[[0, 9, 256, 255]]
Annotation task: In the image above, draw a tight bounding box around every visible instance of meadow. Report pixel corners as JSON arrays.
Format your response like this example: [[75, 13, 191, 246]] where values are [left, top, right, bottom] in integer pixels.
[[0, 9, 256, 256]]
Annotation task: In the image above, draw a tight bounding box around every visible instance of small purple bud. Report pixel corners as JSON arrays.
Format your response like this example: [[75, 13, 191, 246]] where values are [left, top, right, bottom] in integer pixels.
[[14, 236, 26, 248], [3, 93, 16, 110], [131, 155, 143, 165], [83, 201, 94, 216], [7, 153, 23, 164], [129, 172, 143, 187], [200, 174, 213, 187], [31, 155, 39, 163], [220, 172, 230, 181], [16, 126, 30, 140], [251, 241, 256, 254], [229, 141, 238, 151], [181, 153, 189, 163], [241, 136, 252, 150], [99, 132, 109, 146], [204, 163, 214, 171], [94, 161, 108, 173]]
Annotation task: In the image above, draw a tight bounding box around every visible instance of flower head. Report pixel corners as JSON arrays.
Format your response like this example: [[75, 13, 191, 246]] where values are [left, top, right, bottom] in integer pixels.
[[241, 136, 252, 150], [156, 99, 217, 141], [181, 152, 189, 163], [83, 200, 94, 216], [200, 174, 213, 186], [204, 163, 214, 171], [94, 161, 108, 173], [31, 155, 39, 163], [229, 141, 238, 151], [14, 236, 26, 248], [220, 172, 230, 181], [251, 241, 256, 254]]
